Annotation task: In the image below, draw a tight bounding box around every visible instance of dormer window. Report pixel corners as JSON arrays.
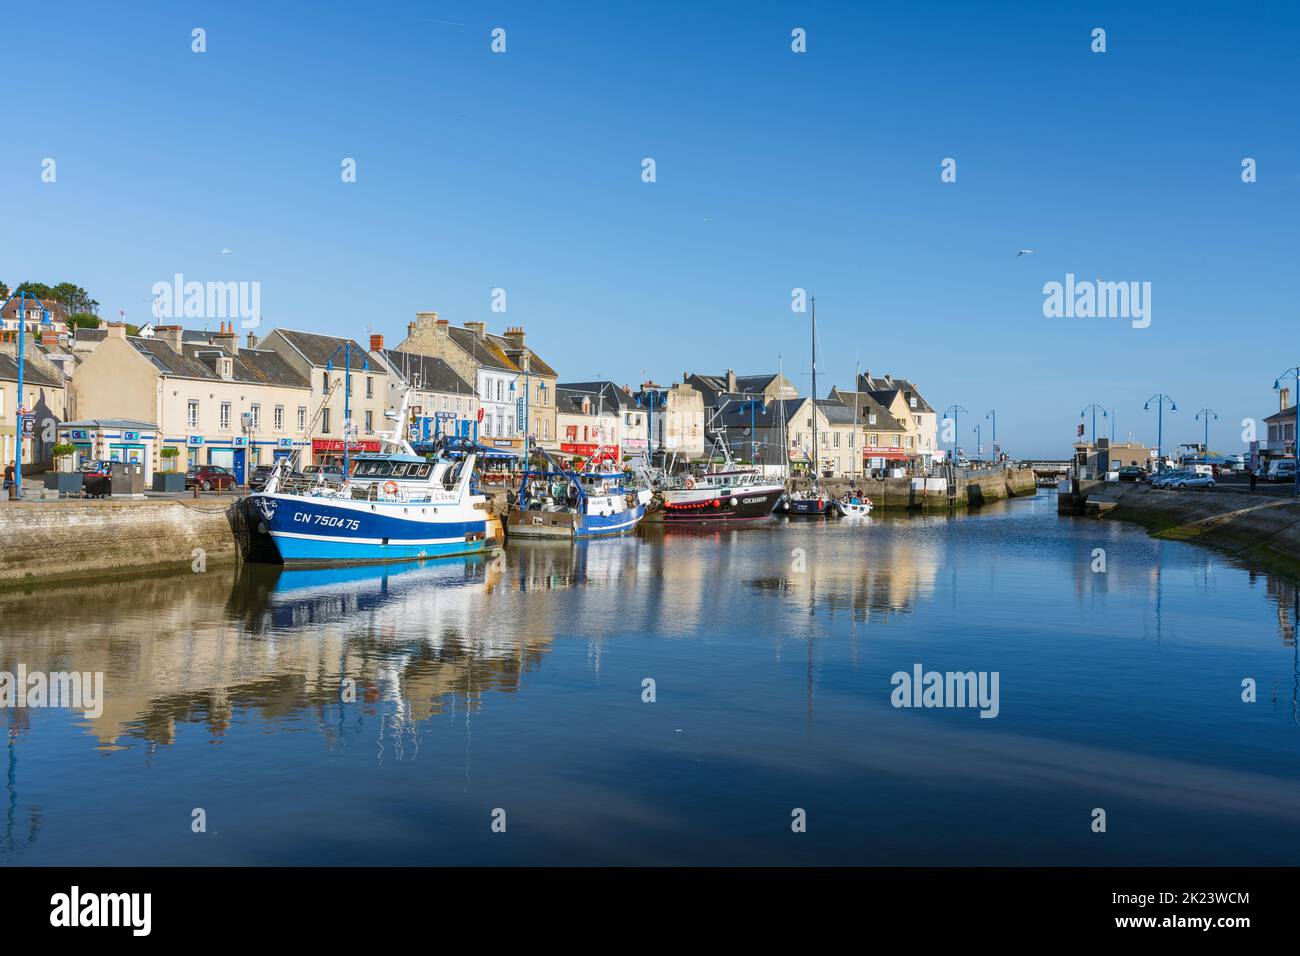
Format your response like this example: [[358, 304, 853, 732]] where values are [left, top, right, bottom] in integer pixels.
[[909, 396, 917, 409]]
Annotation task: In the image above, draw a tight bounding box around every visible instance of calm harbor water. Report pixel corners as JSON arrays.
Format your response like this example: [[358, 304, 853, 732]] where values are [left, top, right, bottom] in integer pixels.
[[4, 492, 1300, 866]]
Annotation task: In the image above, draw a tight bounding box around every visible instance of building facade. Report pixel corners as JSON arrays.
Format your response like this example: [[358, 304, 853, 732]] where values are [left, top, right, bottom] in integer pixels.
[[638, 381, 705, 459], [261, 327, 389, 466], [555, 386, 622, 466], [0, 351, 67, 472], [397, 313, 560, 454], [72, 323, 313, 481], [368, 339, 479, 446]]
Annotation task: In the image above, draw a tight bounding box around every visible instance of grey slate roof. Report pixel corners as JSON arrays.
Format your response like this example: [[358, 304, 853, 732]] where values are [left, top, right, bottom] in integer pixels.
[[382, 349, 474, 395], [714, 397, 806, 428], [129, 337, 309, 388], [857, 374, 935, 414], [273, 328, 373, 368], [447, 327, 518, 372], [826, 388, 906, 430], [558, 381, 638, 410], [0, 353, 64, 388]]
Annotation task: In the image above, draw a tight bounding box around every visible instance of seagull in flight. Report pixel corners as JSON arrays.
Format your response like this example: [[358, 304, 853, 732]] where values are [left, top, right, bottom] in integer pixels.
[[1016, 249, 1035, 257]]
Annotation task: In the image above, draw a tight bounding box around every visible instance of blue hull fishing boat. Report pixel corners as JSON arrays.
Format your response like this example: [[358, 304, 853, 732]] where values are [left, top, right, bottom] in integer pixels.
[[507, 448, 651, 540], [242, 393, 493, 564]]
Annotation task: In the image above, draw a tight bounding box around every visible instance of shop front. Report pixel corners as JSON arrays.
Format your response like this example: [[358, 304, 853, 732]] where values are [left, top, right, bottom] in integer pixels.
[[58, 420, 160, 483], [560, 442, 620, 468], [311, 438, 382, 468], [863, 445, 912, 475]]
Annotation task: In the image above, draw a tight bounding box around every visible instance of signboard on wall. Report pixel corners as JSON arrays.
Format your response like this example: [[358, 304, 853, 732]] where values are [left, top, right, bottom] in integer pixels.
[[123, 431, 140, 442], [187, 435, 204, 447]]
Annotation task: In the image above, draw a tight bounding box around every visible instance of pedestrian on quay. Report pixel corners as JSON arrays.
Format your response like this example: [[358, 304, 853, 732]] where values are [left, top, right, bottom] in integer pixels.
[[1250, 468, 1258, 493], [3, 460, 14, 500]]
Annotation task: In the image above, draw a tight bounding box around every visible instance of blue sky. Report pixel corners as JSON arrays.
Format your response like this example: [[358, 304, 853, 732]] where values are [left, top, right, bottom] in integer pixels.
[[3, 1, 1297, 457]]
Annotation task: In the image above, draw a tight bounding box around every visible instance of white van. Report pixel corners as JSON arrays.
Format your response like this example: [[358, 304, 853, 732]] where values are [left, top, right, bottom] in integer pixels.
[[1267, 459, 1296, 482]]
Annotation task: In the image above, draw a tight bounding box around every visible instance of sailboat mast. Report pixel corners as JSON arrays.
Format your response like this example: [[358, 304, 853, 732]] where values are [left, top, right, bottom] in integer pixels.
[[810, 296, 817, 479], [853, 358, 861, 478]]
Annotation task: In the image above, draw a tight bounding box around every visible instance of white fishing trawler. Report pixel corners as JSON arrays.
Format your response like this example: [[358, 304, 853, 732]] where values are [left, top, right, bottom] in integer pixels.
[[241, 390, 493, 564]]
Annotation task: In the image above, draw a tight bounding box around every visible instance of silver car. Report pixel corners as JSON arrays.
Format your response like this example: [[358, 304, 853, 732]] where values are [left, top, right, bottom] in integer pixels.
[[1169, 472, 1215, 489]]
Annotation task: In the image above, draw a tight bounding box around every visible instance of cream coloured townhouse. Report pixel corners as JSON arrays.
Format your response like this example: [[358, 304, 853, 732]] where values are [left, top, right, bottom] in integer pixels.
[[71, 322, 312, 482]]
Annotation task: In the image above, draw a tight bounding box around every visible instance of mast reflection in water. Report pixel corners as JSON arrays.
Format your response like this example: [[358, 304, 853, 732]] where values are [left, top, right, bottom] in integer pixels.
[[4, 494, 1300, 865]]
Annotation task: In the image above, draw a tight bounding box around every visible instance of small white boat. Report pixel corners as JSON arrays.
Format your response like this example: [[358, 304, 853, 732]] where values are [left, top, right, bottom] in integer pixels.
[[834, 494, 873, 518]]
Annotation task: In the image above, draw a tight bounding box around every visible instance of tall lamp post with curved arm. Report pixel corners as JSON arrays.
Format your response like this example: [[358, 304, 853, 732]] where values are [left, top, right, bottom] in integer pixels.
[[943, 404, 968, 470], [1194, 407, 1218, 469], [325, 341, 369, 479], [1274, 368, 1300, 497], [0, 290, 49, 500], [1080, 403, 1108, 445], [1144, 394, 1177, 475]]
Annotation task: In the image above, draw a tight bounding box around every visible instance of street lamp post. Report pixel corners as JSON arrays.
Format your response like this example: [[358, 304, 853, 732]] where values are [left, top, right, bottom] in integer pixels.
[[1273, 368, 1300, 497], [1194, 407, 1218, 468], [1080, 403, 1108, 445], [325, 341, 369, 478], [1109, 409, 1116, 443], [1143, 394, 1178, 475], [985, 409, 997, 464], [0, 290, 47, 501], [973, 424, 982, 465], [943, 404, 968, 471]]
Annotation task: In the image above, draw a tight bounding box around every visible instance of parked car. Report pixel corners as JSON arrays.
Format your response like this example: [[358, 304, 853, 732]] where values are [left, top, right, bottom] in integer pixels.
[[1169, 473, 1216, 489], [248, 464, 277, 491], [1116, 466, 1146, 482], [1151, 469, 1190, 488], [185, 465, 237, 491], [302, 464, 346, 484]]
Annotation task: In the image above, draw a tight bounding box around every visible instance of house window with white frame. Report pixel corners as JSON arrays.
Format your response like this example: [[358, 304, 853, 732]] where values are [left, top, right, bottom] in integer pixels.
[[187, 400, 200, 429], [220, 403, 231, 429], [297, 406, 306, 431], [274, 405, 284, 431]]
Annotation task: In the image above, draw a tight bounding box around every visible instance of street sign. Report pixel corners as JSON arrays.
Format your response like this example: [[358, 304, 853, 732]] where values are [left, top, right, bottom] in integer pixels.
[[435, 411, 456, 420], [477, 407, 484, 423], [21, 414, 36, 437]]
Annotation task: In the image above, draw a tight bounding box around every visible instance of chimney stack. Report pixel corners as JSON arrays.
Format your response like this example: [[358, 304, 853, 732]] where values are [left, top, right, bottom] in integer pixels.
[[106, 322, 127, 340], [213, 320, 238, 354], [725, 369, 737, 393], [415, 311, 439, 328], [40, 328, 58, 348], [155, 325, 184, 352], [504, 326, 525, 348], [370, 333, 384, 352], [246, 331, 259, 350], [464, 321, 487, 340]]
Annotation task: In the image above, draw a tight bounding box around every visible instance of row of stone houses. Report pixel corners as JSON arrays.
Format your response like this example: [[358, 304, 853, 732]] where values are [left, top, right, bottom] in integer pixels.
[[1, 307, 942, 482]]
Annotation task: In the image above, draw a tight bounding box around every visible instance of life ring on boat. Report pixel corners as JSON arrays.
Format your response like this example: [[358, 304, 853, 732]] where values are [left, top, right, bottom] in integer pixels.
[[382, 481, 399, 496], [684, 476, 696, 489]]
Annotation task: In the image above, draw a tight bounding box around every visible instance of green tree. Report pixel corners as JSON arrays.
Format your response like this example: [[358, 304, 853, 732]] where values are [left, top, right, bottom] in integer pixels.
[[67, 313, 101, 330]]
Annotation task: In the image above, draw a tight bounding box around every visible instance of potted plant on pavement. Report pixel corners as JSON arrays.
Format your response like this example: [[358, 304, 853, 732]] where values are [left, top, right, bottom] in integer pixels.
[[152, 446, 187, 492], [44, 443, 84, 495]]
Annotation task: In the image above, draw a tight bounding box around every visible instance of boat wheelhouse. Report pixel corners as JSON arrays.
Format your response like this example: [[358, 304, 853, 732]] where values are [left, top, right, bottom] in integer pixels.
[[507, 449, 651, 540]]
